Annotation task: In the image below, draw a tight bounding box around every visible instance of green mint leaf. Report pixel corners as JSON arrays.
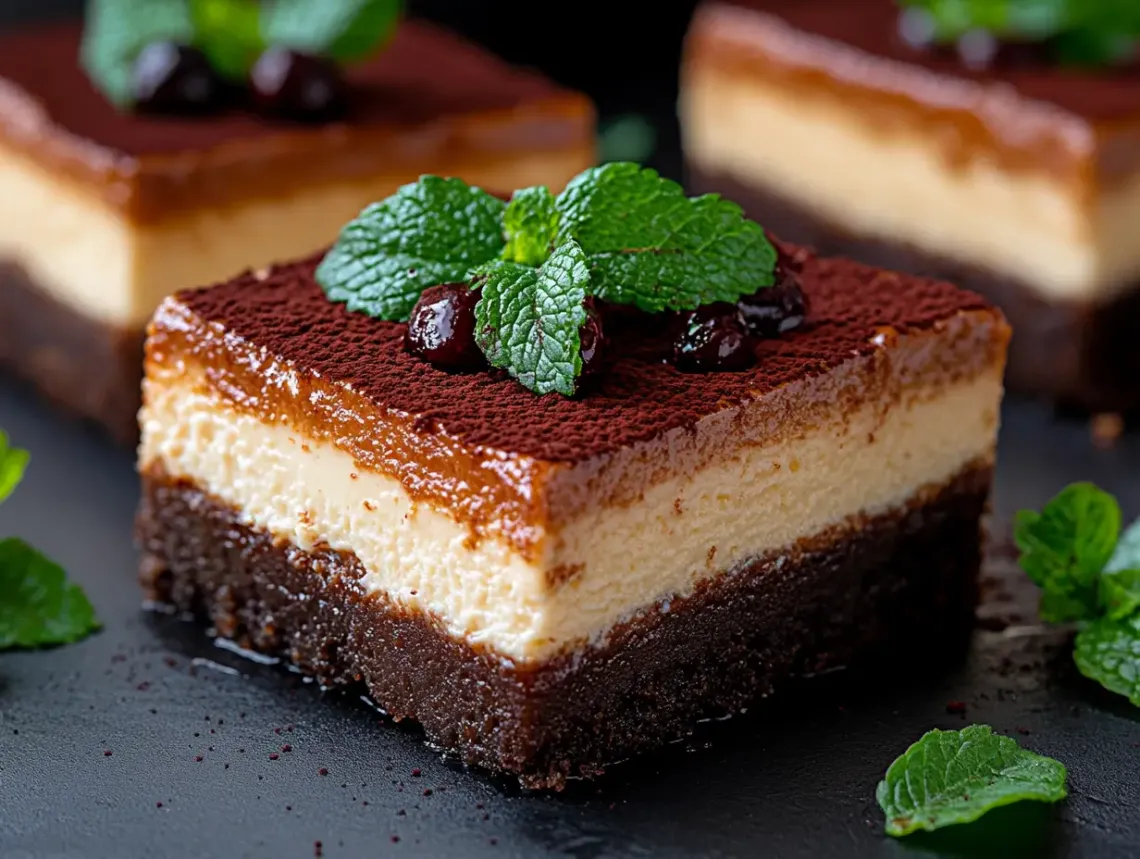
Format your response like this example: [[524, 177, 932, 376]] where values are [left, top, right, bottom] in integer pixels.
[[317, 176, 506, 322], [474, 240, 590, 396], [260, 0, 402, 64], [189, 0, 264, 81], [876, 724, 1068, 837], [1074, 612, 1140, 706], [1101, 517, 1140, 620], [502, 187, 561, 267], [0, 430, 29, 505], [0, 538, 101, 649], [1014, 482, 1121, 623], [553, 162, 777, 312], [81, 0, 196, 106]]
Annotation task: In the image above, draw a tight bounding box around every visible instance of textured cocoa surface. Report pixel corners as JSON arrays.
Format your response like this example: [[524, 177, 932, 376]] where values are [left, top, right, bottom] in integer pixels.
[[136, 464, 990, 789]]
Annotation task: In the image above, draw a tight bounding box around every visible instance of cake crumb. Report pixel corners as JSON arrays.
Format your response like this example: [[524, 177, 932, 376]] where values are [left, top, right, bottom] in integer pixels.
[[313, 841, 323, 857], [1091, 412, 1124, 448]]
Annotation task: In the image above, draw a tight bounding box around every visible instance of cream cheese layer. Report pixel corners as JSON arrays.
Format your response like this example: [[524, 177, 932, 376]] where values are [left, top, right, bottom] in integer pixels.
[[0, 143, 587, 329], [681, 66, 1140, 303], [140, 356, 1002, 664]]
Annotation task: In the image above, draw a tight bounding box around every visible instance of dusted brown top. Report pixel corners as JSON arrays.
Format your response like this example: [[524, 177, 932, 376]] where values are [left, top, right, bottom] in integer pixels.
[[686, 0, 1140, 185], [147, 242, 1007, 555], [0, 21, 593, 220], [173, 247, 998, 462]]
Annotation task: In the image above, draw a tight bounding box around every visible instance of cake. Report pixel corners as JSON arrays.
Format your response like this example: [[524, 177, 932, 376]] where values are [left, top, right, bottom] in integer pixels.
[[681, 0, 1140, 412], [134, 164, 1009, 787], [0, 17, 593, 443]]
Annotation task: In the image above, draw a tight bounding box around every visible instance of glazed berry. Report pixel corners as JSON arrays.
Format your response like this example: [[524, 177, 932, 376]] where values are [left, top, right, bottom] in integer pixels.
[[132, 42, 220, 114], [736, 259, 808, 338], [405, 283, 484, 370], [250, 48, 346, 120], [673, 304, 755, 372], [578, 299, 607, 379]]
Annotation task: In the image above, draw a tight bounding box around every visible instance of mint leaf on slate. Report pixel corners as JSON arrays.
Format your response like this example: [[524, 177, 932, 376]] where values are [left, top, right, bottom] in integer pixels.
[[0, 538, 101, 649], [1100, 517, 1140, 620], [0, 429, 29, 505], [1014, 482, 1121, 623], [474, 240, 591, 396], [876, 725, 1068, 837], [502, 186, 561, 267], [553, 162, 777, 312], [1074, 612, 1140, 706], [81, 0, 196, 106], [317, 177, 506, 322], [260, 0, 402, 64]]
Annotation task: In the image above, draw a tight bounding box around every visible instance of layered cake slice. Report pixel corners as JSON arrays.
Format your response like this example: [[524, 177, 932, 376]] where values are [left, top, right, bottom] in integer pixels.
[[681, 0, 1140, 411], [136, 164, 1009, 787], [0, 6, 592, 443]]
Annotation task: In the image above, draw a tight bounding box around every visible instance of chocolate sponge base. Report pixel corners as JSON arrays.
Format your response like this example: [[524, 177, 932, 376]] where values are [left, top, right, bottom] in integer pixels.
[[0, 261, 143, 445], [136, 464, 990, 789], [687, 166, 1140, 414]]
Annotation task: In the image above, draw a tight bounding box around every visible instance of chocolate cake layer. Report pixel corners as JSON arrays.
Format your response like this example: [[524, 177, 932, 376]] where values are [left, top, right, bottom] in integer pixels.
[[688, 168, 1140, 412], [137, 463, 990, 789], [691, 0, 1140, 184], [0, 22, 593, 221], [0, 262, 141, 443]]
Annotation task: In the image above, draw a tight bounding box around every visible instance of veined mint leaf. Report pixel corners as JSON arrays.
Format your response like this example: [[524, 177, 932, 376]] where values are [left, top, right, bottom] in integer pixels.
[[81, 0, 196, 106], [553, 162, 777, 312], [260, 0, 402, 64], [1074, 613, 1140, 706], [189, 0, 264, 81], [474, 240, 590, 396], [0, 430, 29, 505], [1014, 482, 1120, 623], [317, 176, 506, 322], [1100, 517, 1140, 620], [876, 725, 1068, 837], [502, 186, 560, 267], [0, 538, 101, 649]]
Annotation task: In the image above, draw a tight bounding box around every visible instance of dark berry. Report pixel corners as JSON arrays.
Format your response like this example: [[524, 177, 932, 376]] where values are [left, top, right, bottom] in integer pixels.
[[673, 304, 755, 372], [250, 48, 346, 121], [578, 299, 607, 379], [132, 42, 220, 114], [405, 283, 484, 371], [737, 260, 808, 338]]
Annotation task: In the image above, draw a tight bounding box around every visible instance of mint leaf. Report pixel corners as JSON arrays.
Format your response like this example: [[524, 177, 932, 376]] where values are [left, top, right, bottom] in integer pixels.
[[317, 177, 506, 322], [81, 0, 196, 106], [1074, 613, 1140, 706], [502, 187, 561, 267], [0, 430, 29, 505], [1014, 482, 1121, 623], [876, 725, 1068, 837], [0, 538, 101, 649], [1100, 518, 1140, 620], [260, 0, 402, 64], [474, 240, 590, 396], [189, 0, 264, 81], [553, 162, 777, 312]]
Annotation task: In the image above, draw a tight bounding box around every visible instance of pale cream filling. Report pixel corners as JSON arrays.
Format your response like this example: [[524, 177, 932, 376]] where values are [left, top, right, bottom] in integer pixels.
[[681, 67, 1140, 302], [140, 362, 1001, 663], [0, 144, 588, 329]]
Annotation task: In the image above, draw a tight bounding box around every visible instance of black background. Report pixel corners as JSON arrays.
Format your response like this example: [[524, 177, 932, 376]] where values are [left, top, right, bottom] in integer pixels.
[[1, 3, 1139, 858]]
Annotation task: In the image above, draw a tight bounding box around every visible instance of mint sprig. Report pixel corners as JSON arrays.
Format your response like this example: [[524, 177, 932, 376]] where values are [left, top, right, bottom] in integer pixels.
[[555, 163, 777, 312], [1016, 483, 1140, 707], [317, 177, 506, 322], [0, 431, 100, 649], [474, 241, 591, 396], [82, 0, 196, 107], [897, 0, 1140, 66], [317, 163, 778, 396], [877, 725, 1068, 837], [1013, 482, 1120, 623], [82, 0, 403, 106]]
